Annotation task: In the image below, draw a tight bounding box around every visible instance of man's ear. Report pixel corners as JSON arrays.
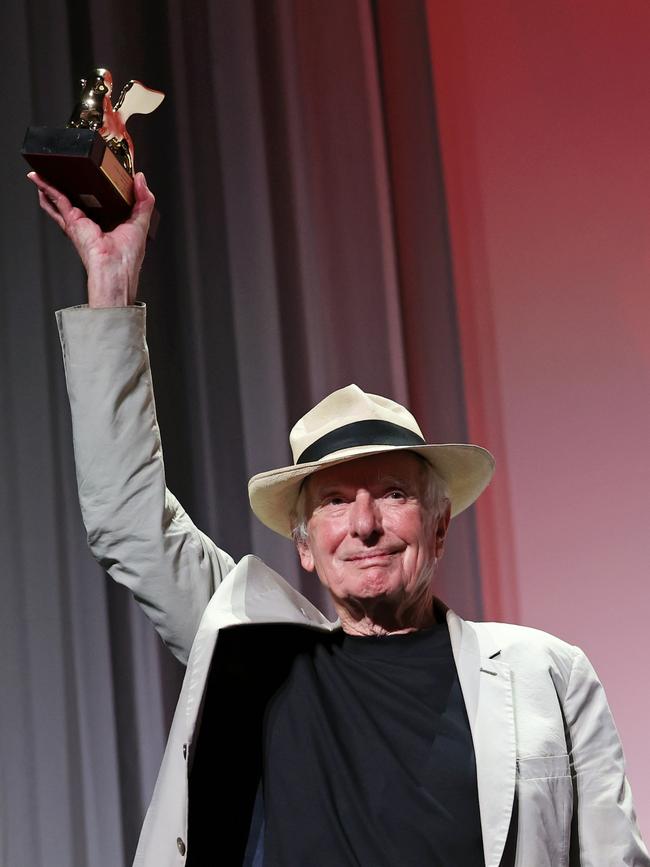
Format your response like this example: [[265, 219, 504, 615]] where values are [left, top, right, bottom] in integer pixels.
[[296, 538, 315, 572], [434, 502, 452, 559]]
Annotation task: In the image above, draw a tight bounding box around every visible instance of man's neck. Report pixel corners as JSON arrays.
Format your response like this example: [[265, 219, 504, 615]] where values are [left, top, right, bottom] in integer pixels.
[[334, 589, 438, 637]]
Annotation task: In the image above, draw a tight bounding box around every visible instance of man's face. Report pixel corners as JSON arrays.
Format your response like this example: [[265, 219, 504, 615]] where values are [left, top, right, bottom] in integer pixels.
[[296, 452, 447, 607]]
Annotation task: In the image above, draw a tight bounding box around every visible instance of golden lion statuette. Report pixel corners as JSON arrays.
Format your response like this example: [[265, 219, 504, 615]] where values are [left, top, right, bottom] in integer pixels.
[[23, 68, 165, 231], [67, 68, 164, 176]]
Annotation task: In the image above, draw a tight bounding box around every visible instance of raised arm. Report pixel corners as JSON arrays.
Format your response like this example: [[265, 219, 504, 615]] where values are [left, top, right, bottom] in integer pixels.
[[29, 172, 235, 664]]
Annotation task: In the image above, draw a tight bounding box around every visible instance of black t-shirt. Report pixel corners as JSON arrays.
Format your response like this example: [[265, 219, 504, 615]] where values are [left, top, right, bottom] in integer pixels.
[[262, 623, 484, 866]]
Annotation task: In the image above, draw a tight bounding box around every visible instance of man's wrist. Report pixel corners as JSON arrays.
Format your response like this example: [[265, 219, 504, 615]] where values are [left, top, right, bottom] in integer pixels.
[[87, 277, 131, 308]]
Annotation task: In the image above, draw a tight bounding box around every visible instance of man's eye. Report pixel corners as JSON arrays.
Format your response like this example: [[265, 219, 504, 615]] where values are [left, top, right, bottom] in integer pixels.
[[323, 496, 345, 506], [385, 489, 407, 500]]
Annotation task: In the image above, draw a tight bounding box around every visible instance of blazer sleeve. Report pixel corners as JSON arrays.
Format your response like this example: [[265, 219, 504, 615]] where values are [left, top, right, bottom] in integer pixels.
[[563, 646, 650, 866], [56, 303, 236, 666]]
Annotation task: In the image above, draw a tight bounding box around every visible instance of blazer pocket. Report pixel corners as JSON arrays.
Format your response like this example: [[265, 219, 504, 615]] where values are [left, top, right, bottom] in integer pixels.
[[515, 754, 572, 866], [517, 753, 570, 780]]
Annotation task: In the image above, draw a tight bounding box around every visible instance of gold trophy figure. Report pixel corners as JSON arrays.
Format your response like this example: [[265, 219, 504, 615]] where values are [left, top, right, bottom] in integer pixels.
[[23, 69, 164, 231]]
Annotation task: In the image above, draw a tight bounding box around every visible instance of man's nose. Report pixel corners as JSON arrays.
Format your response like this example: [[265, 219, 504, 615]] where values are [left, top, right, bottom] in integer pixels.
[[349, 491, 382, 540]]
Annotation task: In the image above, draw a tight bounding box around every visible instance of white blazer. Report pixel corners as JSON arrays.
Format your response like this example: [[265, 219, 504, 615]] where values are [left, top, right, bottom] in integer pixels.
[[57, 305, 649, 867]]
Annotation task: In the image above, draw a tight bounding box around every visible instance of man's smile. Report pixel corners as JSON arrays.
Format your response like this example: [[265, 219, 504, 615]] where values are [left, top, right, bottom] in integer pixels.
[[344, 548, 402, 562]]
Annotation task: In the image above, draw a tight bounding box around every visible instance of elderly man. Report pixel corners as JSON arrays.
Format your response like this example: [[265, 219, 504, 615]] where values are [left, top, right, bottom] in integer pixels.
[[29, 171, 649, 866]]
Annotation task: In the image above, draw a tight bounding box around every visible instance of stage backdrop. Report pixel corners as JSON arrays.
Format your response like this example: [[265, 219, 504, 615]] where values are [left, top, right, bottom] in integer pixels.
[[426, 0, 650, 831], [0, 1, 647, 865], [1, 2, 478, 865]]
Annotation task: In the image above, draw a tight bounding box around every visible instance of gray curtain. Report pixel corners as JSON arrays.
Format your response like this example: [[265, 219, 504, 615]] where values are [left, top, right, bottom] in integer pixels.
[[0, 1, 483, 864]]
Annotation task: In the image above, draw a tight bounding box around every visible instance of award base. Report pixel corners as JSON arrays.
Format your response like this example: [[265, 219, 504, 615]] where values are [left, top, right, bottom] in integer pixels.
[[22, 126, 158, 236]]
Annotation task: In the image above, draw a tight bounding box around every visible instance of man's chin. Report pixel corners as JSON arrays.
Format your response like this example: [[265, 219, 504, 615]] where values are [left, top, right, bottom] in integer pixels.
[[338, 571, 400, 602]]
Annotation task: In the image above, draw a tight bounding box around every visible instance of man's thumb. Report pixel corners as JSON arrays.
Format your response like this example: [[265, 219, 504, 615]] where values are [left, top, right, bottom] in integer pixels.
[[130, 173, 155, 226]]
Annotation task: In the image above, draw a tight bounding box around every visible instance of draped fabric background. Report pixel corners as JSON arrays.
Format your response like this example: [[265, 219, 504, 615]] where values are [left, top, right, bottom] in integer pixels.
[[2, 1, 650, 865], [1, 2, 482, 864], [427, 0, 650, 833]]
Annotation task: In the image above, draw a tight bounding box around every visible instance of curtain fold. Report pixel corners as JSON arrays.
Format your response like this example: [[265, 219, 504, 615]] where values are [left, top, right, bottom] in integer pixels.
[[0, 2, 481, 863]]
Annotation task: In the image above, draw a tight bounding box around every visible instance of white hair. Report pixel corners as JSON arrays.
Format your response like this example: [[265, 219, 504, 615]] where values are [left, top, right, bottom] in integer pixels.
[[290, 455, 450, 546]]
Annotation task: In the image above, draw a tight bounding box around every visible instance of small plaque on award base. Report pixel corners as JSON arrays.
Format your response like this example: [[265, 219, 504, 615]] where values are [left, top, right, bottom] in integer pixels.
[[22, 68, 164, 234], [23, 126, 134, 231]]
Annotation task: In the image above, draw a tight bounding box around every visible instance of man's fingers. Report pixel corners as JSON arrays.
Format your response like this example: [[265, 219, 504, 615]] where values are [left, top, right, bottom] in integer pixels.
[[37, 189, 67, 232], [28, 172, 75, 221], [29, 170, 155, 255]]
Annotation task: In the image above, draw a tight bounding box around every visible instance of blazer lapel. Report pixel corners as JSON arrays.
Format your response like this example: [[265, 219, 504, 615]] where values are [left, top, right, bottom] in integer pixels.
[[202, 554, 336, 630], [447, 610, 516, 867], [185, 556, 338, 731]]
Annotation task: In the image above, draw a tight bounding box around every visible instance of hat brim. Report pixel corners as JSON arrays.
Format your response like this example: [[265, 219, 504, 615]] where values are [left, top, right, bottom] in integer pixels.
[[248, 442, 495, 539]]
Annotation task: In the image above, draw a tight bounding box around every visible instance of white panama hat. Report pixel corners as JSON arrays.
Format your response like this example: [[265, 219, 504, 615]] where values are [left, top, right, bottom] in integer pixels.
[[248, 384, 495, 539]]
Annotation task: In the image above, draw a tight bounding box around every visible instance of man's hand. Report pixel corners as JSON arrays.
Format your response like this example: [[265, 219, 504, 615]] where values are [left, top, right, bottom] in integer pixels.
[[27, 171, 156, 307]]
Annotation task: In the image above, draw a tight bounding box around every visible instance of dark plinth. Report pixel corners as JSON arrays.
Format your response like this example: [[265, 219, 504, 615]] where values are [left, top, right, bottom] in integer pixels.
[[22, 126, 134, 231]]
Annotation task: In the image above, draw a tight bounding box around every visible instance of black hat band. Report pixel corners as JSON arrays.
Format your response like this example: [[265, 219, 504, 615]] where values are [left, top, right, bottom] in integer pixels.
[[296, 420, 425, 465]]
